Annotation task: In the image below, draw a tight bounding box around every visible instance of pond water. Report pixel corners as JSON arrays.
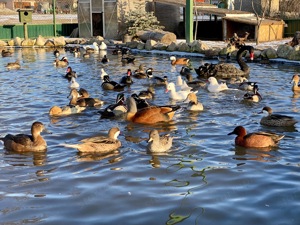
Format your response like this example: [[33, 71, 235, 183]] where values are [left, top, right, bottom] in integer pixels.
[[0, 47, 300, 225]]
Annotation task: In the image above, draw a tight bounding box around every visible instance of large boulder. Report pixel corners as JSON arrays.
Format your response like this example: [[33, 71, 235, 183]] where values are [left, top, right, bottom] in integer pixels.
[[177, 42, 190, 52], [21, 39, 36, 46], [166, 42, 178, 51], [261, 47, 277, 59], [277, 44, 293, 59], [53, 36, 66, 46], [0, 40, 8, 46], [190, 40, 210, 53], [287, 45, 300, 61], [145, 40, 157, 51], [35, 35, 46, 46]]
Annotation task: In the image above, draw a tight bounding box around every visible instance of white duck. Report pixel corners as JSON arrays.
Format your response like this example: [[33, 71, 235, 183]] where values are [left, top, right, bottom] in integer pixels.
[[99, 41, 107, 50], [100, 68, 108, 79], [83, 42, 99, 52], [207, 77, 228, 93], [176, 76, 193, 92], [166, 82, 193, 101], [69, 77, 80, 89]]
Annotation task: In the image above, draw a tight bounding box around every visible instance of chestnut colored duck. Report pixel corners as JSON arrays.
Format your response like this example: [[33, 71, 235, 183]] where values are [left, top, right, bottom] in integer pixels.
[[170, 56, 190, 66]]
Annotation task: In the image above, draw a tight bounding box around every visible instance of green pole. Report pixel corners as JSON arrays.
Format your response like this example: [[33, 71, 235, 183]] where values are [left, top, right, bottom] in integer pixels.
[[185, 0, 193, 43], [53, 0, 57, 37]]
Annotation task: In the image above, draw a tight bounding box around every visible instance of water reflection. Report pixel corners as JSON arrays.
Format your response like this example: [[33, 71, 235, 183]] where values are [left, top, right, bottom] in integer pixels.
[[3, 151, 47, 166], [232, 146, 278, 162]]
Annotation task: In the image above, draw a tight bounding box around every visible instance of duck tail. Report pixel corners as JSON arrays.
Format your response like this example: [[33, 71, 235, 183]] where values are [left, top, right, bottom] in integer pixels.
[[60, 143, 79, 149]]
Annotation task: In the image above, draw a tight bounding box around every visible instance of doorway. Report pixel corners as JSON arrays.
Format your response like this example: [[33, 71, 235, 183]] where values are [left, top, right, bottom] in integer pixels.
[[92, 13, 103, 36]]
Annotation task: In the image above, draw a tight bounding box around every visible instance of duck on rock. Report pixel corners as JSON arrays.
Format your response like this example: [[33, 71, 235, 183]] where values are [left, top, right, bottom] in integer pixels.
[[195, 45, 254, 79]]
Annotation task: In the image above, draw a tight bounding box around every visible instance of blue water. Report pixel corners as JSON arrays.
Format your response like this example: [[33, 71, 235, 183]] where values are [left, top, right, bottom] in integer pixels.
[[0, 47, 300, 225]]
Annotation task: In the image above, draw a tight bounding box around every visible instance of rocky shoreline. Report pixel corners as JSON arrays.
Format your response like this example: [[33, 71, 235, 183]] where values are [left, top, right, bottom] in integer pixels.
[[0, 35, 300, 64]]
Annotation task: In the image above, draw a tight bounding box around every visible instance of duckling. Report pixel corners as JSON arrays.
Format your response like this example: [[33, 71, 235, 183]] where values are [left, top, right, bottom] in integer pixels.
[[5, 59, 21, 70], [98, 93, 127, 119], [101, 75, 127, 91], [61, 127, 121, 153], [184, 92, 204, 111], [0, 121, 48, 152], [170, 56, 190, 66], [65, 66, 77, 82], [138, 86, 155, 99], [243, 84, 262, 102], [53, 49, 60, 58], [126, 96, 180, 124], [259, 106, 297, 127], [147, 129, 173, 153], [119, 69, 134, 85], [228, 126, 285, 148], [54, 56, 69, 67], [68, 88, 103, 107], [2, 49, 12, 57], [101, 55, 109, 64], [49, 105, 86, 116], [291, 74, 300, 92]]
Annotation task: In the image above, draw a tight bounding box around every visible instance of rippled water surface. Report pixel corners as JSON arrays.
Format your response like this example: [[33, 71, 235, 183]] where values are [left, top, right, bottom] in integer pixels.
[[0, 47, 300, 225]]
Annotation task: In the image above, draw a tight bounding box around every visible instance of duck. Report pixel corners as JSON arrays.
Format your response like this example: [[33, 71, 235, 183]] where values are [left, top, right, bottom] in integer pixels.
[[6, 59, 21, 70], [68, 88, 103, 107], [65, 66, 77, 82], [185, 74, 206, 88], [54, 56, 69, 67], [0, 121, 48, 152], [119, 69, 134, 85], [101, 75, 127, 91], [133, 67, 153, 79], [166, 82, 193, 100], [184, 92, 204, 111], [82, 51, 91, 58], [100, 68, 108, 79], [49, 105, 86, 116], [243, 84, 262, 102], [2, 49, 12, 57], [238, 81, 257, 91], [121, 54, 135, 64], [99, 41, 107, 50], [98, 93, 127, 119], [259, 106, 297, 127], [152, 75, 168, 86], [196, 45, 254, 79], [73, 48, 81, 57], [291, 74, 300, 92], [206, 77, 228, 93], [147, 129, 173, 153], [77, 88, 104, 106], [176, 76, 193, 92], [138, 86, 155, 99], [83, 42, 99, 53], [69, 77, 80, 89], [170, 56, 190, 66], [180, 66, 192, 78], [228, 126, 285, 148], [53, 49, 60, 58], [126, 96, 180, 124], [101, 55, 109, 64], [61, 127, 121, 153], [131, 94, 151, 110]]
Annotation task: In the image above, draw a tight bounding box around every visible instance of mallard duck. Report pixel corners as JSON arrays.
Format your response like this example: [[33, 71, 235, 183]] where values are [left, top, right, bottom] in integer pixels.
[[61, 127, 121, 153], [228, 126, 285, 148], [147, 129, 173, 153], [259, 106, 297, 127], [0, 121, 48, 152]]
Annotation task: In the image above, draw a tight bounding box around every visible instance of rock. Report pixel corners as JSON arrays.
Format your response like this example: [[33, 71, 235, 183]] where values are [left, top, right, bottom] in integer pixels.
[[277, 44, 293, 58], [7, 39, 14, 46], [190, 40, 210, 53], [205, 49, 220, 58], [53, 36, 66, 46], [287, 45, 300, 61], [44, 39, 55, 47], [21, 39, 36, 46], [136, 30, 176, 45], [35, 35, 46, 46], [0, 40, 8, 46], [177, 42, 190, 52], [13, 37, 22, 46], [137, 42, 145, 50], [166, 42, 178, 51], [261, 47, 277, 59], [126, 40, 140, 49], [145, 40, 157, 51], [219, 45, 236, 55], [154, 42, 168, 51]]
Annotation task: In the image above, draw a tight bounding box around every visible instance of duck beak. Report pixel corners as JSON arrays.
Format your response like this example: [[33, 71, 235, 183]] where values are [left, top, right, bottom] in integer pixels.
[[250, 52, 254, 61], [165, 89, 169, 93], [227, 131, 234, 135], [147, 137, 153, 143]]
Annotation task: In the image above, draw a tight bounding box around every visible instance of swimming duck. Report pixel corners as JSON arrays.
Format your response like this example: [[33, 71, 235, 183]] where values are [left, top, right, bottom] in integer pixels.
[[185, 74, 206, 88], [147, 129, 173, 153], [184, 92, 204, 111], [238, 81, 257, 91], [53, 49, 60, 58], [101, 55, 109, 64], [138, 86, 155, 99], [196, 45, 254, 79], [166, 82, 193, 100], [291, 74, 300, 92], [0, 121, 48, 152], [152, 75, 168, 86], [121, 54, 135, 64], [207, 77, 228, 93], [133, 67, 153, 79], [228, 126, 285, 148], [101, 75, 127, 91], [69, 77, 80, 89], [99, 41, 107, 50], [131, 94, 151, 110], [49, 105, 86, 116], [61, 127, 121, 153], [68, 88, 103, 107], [243, 84, 262, 102], [259, 106, 297, 127], [6, 59, 21, 70], [73, 48, 81, 57], [54, 56, 69, 67], [2, 49, 12, 57], [82, 51, 91, 58], [170, 56, 190, 66], [83, 42, 99, 53], [65, 66, 77, 82], [98, 93, 127, 119], [180, 66, 192, 78], [119, 69, 134, 85], [126, 96, 180, 124]]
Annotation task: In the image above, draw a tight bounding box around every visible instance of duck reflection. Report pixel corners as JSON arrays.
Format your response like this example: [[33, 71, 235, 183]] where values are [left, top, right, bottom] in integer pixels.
[[3, 151, 47, 166], [232, 146, 277, 162], [76, 151, 121, 162]]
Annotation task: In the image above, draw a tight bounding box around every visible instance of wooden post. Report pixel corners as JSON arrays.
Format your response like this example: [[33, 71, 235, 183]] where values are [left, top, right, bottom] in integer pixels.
[[53, 0, 57, 37], [23, 22, 28, 40], [185, 0, 193, 43]]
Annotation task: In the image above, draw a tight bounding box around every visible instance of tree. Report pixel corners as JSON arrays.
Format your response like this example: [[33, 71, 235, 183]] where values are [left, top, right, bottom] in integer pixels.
[[252, 0, 269, 45]]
